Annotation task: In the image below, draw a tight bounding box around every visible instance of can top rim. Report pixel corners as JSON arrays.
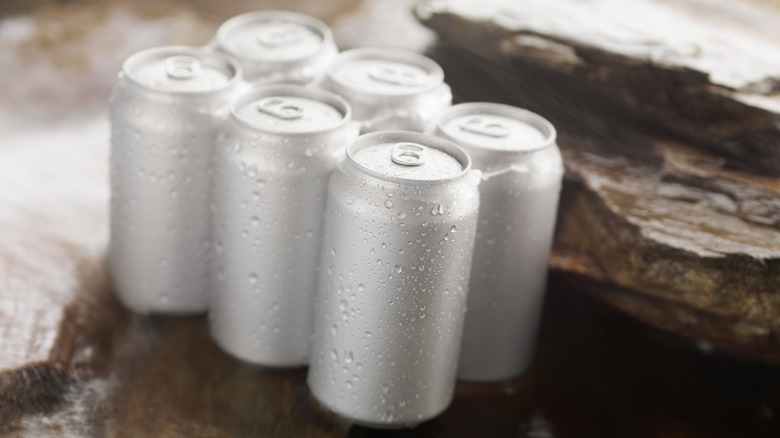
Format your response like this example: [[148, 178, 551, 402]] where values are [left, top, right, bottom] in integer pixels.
[[434, 102, 557, 154], [230, 84, 352, 135], [122, 46, 242, 94], [215, 10, 333, 63], [345, 131, 472, 185], [325, 48, 445, 98]]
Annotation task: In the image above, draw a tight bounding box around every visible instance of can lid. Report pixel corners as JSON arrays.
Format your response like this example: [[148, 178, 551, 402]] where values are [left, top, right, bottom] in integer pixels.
[[435, 103, 556, 153], [232, 85, 349, 134], [328, 48, 444, 97], [123, 46, 239, 93], [348, 131, 469, 183], [216, 11, 331, 63]]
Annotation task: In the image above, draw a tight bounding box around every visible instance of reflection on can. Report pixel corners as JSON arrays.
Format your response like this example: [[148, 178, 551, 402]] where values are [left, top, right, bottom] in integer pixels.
[[433, 102, 564, 382], [109, 46, 241, 314], [214, 10, 338, 85], [209, 85, 358, 366], [308, 131, 479, 428], [318, 48, 451, 133]]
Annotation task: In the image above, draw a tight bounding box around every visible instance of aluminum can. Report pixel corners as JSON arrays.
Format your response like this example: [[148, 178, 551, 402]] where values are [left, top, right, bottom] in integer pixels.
[[308, 131, 480, 428], [109, 46, 241, 314], [432, 103, 564, 382], [209, 85, 358, 366], [213, 10, 337, 85], [317, 48, 452, 133]]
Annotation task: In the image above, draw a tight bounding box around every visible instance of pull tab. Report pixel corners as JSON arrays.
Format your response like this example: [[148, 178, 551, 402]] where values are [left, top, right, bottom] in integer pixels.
[[459, 117, 510, 138], [391, 142, 427, 166], [368, 64, 428, 87], [256, 97, 306, 120], [164, 56, 201, 80], [257, 23, 307, 48]]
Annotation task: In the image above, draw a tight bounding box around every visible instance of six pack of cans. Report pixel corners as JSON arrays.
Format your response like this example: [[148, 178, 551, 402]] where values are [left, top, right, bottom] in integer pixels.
[[108, 10, 563, 429]]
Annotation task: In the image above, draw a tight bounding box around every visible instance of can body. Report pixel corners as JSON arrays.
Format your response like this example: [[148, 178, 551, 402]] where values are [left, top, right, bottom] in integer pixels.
[[109, 46, 240, 314], [432, 103, 564, 382], [209, 85, 358, 366], [214, 10, 337, 84], [308, 131, 479, 428], [318, 48, 451, 133]]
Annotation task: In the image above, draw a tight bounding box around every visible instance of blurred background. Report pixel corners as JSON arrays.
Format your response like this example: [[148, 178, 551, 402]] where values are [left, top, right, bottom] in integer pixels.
[[2, 0, 780, 437]]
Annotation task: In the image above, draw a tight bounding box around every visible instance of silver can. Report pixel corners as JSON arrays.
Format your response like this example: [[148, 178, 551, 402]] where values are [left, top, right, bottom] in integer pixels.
[[109, 46, 241, 314], [209, 85, 358, 367], [308, 131, 480, 428], [432, 103, 564, 382], [214, 10, 337, 84], [318, 48, 452, 133]]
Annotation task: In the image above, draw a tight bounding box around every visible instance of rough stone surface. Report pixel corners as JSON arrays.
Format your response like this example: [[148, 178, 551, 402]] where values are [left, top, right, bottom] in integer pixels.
[[417, 0, 780, 176], [419, 0, 780, 363]]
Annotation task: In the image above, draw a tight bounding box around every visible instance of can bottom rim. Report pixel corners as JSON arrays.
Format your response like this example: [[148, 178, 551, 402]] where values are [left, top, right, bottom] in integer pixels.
[[310, 384, 441, 430], [350, 419, 421, 430]]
